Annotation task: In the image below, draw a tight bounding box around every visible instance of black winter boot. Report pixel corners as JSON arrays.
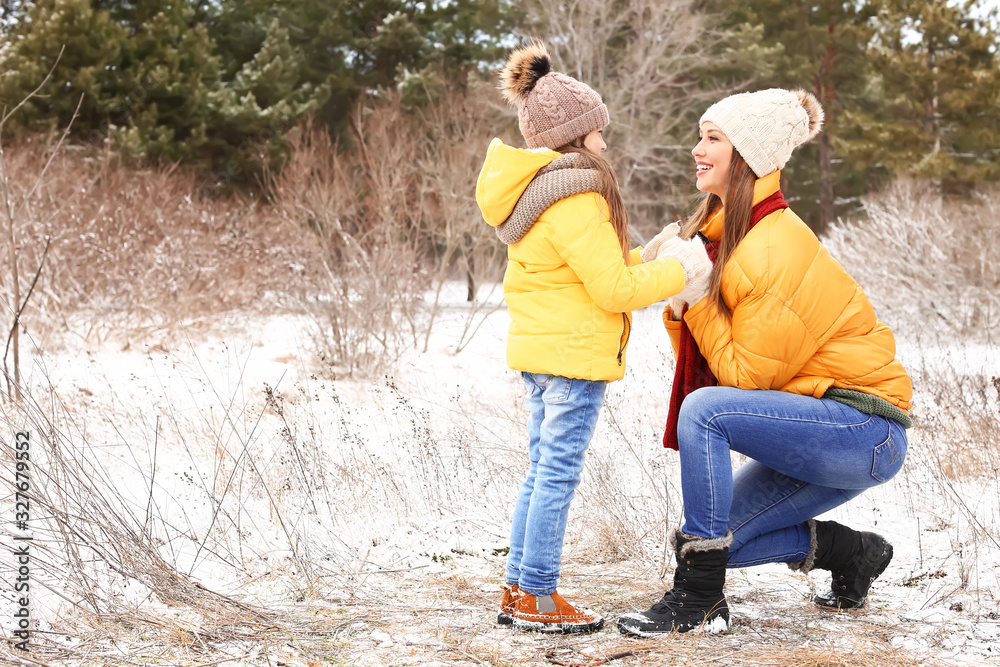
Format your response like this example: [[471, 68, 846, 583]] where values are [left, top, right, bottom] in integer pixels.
[[789, 519, 893, 610], [617, 530, 731, 637]]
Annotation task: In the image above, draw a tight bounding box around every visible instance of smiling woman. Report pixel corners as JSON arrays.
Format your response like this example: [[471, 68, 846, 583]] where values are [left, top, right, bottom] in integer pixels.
[[618, 88, 913, 638]]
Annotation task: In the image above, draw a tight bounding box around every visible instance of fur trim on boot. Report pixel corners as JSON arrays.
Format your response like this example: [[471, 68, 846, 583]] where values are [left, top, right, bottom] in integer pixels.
[[672, 529, 734, 558], [787, 519, 818, 573]]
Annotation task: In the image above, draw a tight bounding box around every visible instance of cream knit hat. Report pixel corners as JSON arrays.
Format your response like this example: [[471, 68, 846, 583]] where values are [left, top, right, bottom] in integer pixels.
[[700, 88, 824, 178], [499, 42, 609, 150]]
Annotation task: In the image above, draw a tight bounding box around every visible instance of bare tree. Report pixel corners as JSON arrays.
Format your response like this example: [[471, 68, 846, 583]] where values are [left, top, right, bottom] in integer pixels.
[[521, 0, 743, 235], [414, 81, 509, 353]]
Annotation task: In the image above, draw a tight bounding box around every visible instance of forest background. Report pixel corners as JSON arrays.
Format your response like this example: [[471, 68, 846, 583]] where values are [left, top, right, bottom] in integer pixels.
[[1, 1, 1000, 665]]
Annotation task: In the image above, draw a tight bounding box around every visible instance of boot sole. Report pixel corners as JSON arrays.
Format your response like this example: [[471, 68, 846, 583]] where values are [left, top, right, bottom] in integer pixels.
[[814, 542, 893, 610], [617, 613, 730, 637], [512, 617, 605, 634], [497, 612, 513, 625]]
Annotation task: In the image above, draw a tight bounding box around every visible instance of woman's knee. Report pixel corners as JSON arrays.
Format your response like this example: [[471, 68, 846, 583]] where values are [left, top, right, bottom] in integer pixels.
[[677, 386, 740, 438]]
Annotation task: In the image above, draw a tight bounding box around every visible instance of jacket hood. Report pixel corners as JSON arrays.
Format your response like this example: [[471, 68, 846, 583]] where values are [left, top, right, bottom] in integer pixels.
[[476, 138, 561, 228]]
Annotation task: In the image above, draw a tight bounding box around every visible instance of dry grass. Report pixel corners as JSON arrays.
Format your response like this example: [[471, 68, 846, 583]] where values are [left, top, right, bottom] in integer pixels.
[[823, 179, 1000, 343], [1, 136, 319, 350]]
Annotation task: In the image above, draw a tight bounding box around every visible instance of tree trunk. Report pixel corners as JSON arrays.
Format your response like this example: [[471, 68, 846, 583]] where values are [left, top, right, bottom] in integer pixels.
[[815, 24, 837, 235], [817, 131, 834, 235]]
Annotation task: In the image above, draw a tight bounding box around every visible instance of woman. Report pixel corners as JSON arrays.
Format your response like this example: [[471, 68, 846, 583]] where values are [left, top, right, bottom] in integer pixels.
[[617, 89, 913, 636]]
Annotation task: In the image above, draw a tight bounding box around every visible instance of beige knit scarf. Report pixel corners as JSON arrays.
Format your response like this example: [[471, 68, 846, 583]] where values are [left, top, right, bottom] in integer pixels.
[[495, 152, 600, 245]]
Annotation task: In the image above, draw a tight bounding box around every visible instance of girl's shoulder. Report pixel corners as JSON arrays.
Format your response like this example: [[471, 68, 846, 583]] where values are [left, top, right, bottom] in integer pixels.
[[538, 191, 610, 228]]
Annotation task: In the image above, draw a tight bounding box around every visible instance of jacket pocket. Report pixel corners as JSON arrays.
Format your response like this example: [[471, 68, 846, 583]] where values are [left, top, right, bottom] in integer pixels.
[[871, 422, 906, 483]]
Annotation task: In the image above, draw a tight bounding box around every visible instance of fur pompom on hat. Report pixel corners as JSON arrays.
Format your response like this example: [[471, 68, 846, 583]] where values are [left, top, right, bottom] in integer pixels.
[[700, 88, 824, 178], [499, 41, 609, 150]]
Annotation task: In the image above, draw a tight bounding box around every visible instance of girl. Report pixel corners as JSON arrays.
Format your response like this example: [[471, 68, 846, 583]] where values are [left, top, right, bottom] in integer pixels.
[[475, 42, 711, 634], [617, 89, 913, 636]]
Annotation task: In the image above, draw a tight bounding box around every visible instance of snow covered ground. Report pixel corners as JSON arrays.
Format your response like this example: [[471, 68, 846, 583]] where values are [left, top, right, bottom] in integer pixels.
[[2, 288, 998, 665]]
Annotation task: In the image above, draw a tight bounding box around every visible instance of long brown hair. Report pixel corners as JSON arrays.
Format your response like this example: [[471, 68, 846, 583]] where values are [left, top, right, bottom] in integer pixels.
[[680, 148, 757, 319], [556, 138, 632, 265]]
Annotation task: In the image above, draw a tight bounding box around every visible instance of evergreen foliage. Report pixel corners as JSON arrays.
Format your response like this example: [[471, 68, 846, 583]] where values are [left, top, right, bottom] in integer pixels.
[[713, 0, 881, 231], [0, 0, 516, 186], [853, 0, 1000, 194]]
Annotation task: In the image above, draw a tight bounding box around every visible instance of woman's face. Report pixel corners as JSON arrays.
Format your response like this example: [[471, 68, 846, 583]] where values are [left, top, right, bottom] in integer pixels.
[[692, 121, 733, 201], [583, 128, 606, 155]]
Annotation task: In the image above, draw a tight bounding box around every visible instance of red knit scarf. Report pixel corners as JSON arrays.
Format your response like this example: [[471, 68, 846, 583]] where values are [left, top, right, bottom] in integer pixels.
[[663, 190, 788, 450]]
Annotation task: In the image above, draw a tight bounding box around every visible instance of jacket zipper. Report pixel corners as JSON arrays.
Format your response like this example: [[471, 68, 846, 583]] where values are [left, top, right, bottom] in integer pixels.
[[617, 312, 632, 366]]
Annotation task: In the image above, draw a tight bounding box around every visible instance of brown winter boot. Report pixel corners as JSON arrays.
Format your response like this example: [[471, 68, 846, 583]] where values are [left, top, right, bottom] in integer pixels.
[[497, 583, 518, 625], [512, 590, 605, 634]]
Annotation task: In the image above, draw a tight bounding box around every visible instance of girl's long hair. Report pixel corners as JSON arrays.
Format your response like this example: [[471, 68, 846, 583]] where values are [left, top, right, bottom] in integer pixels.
[[679, 148, 757, 319], [556, 138, 632, 265]]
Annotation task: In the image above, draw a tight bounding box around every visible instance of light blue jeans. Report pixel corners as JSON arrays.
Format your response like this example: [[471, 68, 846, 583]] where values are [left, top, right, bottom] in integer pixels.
[[506, 372, 607, 595], [677, 387, 907, 567]]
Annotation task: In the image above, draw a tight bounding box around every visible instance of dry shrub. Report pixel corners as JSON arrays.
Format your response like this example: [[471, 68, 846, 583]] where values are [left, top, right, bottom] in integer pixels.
[[270, 84, 509, 374], [412, 82, 509, 353], [1, 136, 315, 346], [823, 178, 1000, 342], [268, 113, 429, 375]]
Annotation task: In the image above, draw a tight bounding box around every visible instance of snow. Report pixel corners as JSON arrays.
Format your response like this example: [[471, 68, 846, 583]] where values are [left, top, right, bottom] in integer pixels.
[[1, 291, 998, 664]]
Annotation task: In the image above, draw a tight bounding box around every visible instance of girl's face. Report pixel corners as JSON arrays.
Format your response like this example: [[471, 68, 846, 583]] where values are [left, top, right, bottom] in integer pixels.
[[583, 128, 606, 155], [692, 121, 733, 201]]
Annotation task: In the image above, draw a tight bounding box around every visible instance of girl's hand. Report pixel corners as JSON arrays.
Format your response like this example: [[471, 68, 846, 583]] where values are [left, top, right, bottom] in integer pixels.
[[656, 236, 712, 310], [640, 222, 681, 263]]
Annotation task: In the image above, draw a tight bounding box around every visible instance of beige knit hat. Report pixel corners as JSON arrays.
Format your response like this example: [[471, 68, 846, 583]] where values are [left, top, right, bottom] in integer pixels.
[[700, 88, 824, 178], [499, 42, 609, 150]]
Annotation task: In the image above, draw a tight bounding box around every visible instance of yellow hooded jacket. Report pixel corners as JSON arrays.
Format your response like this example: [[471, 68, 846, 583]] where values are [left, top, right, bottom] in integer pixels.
[[664, 171, 912, 410], [477, 138, 686, 381]]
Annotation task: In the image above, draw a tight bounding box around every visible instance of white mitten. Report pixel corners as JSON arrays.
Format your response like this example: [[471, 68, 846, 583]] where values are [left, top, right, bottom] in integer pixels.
[[656, 235, 712, 313], [640, 222, 681, 263]]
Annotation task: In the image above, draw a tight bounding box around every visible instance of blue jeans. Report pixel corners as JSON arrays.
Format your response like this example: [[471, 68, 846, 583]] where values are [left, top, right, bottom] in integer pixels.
[[506, 372, 607, 595], [677, 387, 907, 567]]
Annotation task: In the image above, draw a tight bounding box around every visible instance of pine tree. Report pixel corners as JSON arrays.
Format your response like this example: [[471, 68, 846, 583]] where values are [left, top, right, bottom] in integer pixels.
[[714, 0, 877, 232], [207, 0, 516, 137], [0, 0, 129, 136], [851, 0, 1000, 194], [0, 0, 517, 185]]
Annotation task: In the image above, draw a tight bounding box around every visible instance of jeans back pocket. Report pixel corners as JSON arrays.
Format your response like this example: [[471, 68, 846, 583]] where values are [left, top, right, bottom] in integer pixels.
[[871, 421, 907, 483], [533, 373, 573, 405]]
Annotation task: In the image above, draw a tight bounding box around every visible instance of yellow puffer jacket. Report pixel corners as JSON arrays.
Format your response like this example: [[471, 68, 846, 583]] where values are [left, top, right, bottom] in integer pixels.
[[665, 171, 912, 410], [477, 138, 686, 381]]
